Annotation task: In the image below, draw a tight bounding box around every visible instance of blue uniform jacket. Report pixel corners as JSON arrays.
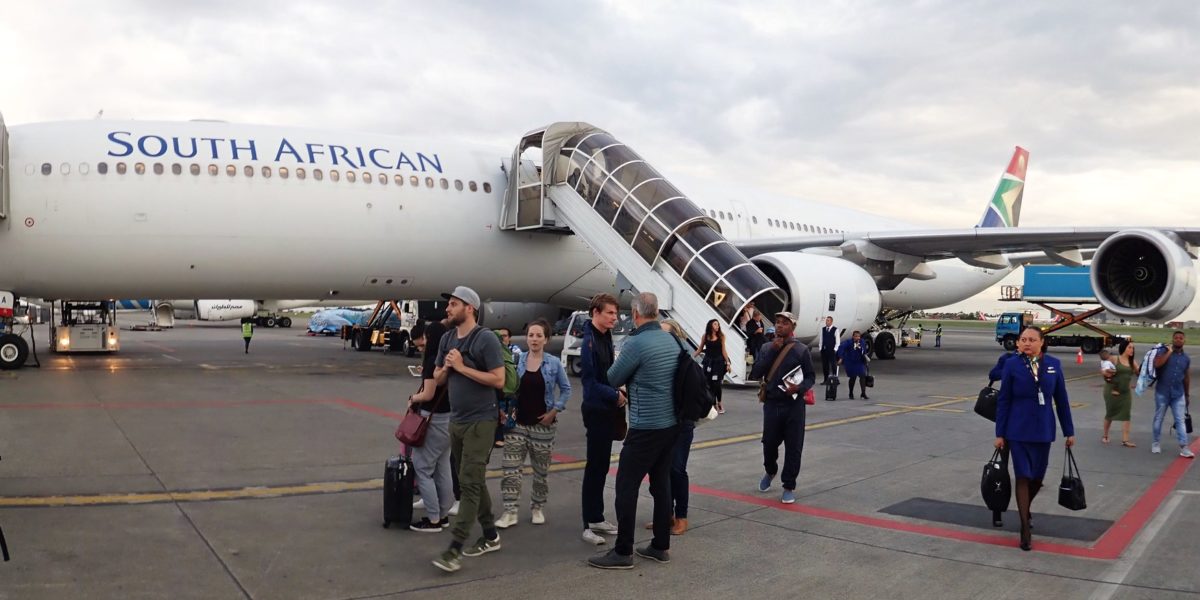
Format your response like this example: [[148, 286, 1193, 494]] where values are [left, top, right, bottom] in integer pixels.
[[836, 339, 869, 377], [517, 352, 572, 412], [579, 321, 619, 412], [995, 354, 1075, 443], [989, 351, 1020, 382]]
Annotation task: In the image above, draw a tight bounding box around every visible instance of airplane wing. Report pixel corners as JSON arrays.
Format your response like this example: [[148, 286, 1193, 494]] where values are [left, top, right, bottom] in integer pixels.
[[734, 226, 1200, 264]]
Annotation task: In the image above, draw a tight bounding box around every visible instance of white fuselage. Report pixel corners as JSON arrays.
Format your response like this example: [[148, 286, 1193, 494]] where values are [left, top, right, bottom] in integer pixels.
[[0, 119, 1007, 310]]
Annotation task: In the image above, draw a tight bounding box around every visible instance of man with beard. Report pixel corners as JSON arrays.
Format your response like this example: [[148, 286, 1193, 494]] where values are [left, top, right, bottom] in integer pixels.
[[1151, 330, 1193, 458]]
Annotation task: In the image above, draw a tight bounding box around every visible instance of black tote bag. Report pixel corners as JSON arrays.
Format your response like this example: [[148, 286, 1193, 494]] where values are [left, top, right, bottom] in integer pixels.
[[981, 448, 1011, 513], [1058, 447, 1086, 511], [974, 383, 998, 422]]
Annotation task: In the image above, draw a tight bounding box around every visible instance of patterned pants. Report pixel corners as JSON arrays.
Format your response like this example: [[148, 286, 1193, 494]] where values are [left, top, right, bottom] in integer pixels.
[[501, 422, 557, 512]]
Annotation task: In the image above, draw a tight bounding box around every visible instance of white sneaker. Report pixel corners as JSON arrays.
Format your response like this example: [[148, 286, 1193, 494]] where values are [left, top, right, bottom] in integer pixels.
[[1152, 442, 1162, 454], [588, 520, 618, 535], [412, 498, 425, 510], [495, 510, 519, 529], [582, 529, 607, 545], [448, 501, 460, 516], [1181, 447, 1196, 459], [531, 507, 545, 524]]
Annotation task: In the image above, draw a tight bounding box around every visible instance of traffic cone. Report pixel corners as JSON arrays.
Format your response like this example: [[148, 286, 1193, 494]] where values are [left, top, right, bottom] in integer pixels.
[[1076, 348, 1084, 364]]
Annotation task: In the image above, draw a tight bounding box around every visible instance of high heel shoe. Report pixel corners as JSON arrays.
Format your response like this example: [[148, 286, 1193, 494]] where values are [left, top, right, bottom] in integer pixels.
[[1019, 521, 1032, 551]]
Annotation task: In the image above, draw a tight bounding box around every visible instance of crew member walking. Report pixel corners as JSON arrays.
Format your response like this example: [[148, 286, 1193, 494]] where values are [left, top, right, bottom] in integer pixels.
[[819, 317, 838, 383], [837, 331, 870, 400]]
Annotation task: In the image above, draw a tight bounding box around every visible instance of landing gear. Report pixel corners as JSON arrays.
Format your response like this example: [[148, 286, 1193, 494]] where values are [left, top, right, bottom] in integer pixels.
[[0, 333, 29, 370], [872, 331, 896, 360], [278, 317, 292, 328]]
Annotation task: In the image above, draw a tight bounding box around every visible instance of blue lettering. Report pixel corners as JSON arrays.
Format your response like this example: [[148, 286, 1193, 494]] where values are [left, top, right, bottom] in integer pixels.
[[106, 131, 134, 157], [355, 147, 367, 169], [305, 143, 326, 164], [200, 137, 225, 160], [417, 153, 442, 174], [229, 139, 258, 161], [172, 137, 199, 159], [394, 152, 417, 171], [368, 148, 391, 169], [328, 145, 355, 168], [137, 135, 168, 158], [274, 139, 303, 162]]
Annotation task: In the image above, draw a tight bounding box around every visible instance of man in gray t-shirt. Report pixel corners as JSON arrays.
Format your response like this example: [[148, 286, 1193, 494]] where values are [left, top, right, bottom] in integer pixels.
[[431, 286, 507, 574]]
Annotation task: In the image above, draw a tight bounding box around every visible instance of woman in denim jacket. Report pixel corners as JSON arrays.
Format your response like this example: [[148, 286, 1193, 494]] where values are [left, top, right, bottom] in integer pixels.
[[495, 319, 572, 528]]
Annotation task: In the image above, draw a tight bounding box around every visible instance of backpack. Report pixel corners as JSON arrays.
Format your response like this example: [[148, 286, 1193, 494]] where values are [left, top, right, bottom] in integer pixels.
[[672, 337, 716, 421], [493, 331, 520, 397]]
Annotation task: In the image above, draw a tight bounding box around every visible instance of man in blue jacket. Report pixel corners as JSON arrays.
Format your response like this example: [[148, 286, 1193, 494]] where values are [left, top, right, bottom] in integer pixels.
[[589, 292, 679, 570], [579, 294, 625, 545]]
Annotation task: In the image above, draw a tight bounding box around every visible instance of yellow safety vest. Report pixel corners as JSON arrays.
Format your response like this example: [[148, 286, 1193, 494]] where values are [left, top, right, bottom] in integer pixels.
[[242, 322, 253, 337]]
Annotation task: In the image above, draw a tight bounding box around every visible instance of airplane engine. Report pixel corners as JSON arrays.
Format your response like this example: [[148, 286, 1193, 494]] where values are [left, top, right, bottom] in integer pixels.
[[479, 302, 566, 333], [750, 253, 881, 343], [195, 300, 256, 321], [1091, 229, 1197, 322]]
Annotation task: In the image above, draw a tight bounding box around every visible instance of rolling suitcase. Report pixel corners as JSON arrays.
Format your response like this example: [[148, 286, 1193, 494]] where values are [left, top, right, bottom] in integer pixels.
[[382, 453, 414, 528], [825, 367, 840, 401]]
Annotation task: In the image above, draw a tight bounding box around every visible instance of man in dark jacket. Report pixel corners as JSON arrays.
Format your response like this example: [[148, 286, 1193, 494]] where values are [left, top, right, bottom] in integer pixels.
[[579, 293, 625, 545], [750, 311, 815, 505]]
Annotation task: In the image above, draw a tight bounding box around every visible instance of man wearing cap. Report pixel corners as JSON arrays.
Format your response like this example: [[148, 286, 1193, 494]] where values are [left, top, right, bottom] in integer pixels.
[[749, 311, 816, 504], [431, 286, 507, 573]]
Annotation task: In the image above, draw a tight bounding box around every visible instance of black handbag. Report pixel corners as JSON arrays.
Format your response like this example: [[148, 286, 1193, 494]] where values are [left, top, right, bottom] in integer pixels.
[[1058, 447, 1087, 511], [1174, 412, 1194, 435], [974, 383, 998, 422], [863, 365, 874, 388], [980, 448, 1011, 513]]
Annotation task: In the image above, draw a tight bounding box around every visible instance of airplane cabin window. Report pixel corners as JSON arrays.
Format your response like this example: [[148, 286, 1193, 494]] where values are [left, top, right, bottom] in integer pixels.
[[98, 162, 108, 175], [262, 166, 272, 178], [789, 222, 795, 230], [171, 164, 182, 175], [79, 163, 90, 175], [410, 175, 419, 187], [752, 216, 758, 224], [135, 163, 145, 175], [279, 167, 289, 179], [313, 168, 323, 181], [330, 170, 340, 182], [362, 172, 372, 184], [483, 182, 492, 193], [208, 164, 218, 176], [378, 173, 386, 185], [190, 164, 200, 176], [116, 163, 127, 175], [347, 171, 357, 183], [469, 181, 478, 192], [454, 179, 463, 191], [425, 177, 434, 188], [439, 178, 448, 190], [226, 165, 236, 177], [60, 162, 71, 175], [244, 165, 254, 178], [153, 163, 164, 175], [296, 167, 306, 180], [394, 174, 404, 186]]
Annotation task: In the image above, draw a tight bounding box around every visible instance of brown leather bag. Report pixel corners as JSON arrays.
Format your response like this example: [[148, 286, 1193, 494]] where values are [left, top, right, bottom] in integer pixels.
[[395, 385, 447, 447], [758, 342, 796, 403]]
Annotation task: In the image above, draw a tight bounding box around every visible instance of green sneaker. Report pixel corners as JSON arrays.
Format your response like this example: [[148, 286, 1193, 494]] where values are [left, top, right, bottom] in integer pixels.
[[462, 534, 501, 557], [432, 548, 462, 573]]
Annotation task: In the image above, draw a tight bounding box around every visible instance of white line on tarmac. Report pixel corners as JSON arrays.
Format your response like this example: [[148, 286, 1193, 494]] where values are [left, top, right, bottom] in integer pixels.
[[1175, 490, 1200, 495], [1087, 492, 1187, 600], [162, 354, 182, 362]]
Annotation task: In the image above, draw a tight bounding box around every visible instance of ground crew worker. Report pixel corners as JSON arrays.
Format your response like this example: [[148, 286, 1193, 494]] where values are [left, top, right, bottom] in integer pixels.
[[242, 318, 254, 353], [935, 323, 943, 348]]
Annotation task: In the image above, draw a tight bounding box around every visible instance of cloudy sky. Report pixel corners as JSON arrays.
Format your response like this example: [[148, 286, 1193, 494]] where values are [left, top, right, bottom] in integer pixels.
[[2, 1, 1199, 316]]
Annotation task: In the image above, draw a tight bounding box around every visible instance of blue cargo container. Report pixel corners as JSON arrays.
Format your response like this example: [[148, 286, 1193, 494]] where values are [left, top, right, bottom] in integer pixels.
[[1022, 265, 1096, 302]]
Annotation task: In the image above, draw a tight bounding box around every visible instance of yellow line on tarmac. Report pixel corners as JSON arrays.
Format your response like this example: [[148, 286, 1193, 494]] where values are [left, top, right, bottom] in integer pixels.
[[874, 403, 965, 413]]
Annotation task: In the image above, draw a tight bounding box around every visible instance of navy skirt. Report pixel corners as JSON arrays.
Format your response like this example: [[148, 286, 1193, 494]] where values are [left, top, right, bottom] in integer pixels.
[[1008, 440, 1051, 480]]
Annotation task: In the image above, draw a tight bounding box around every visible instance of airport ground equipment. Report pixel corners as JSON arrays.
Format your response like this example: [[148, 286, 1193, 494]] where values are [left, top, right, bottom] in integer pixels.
[[343, 300, 417, 355], [996, 265, 1120, 354], [500, 123, 786, 383], [49, 300, 120, 353]]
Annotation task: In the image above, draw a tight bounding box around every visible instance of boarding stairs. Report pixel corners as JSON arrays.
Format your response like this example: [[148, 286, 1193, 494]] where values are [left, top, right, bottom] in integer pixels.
[[500, 122, 786, 383]]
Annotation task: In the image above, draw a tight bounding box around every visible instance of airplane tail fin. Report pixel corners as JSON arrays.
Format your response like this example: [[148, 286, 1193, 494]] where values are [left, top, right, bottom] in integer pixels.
[[976, 146, 1028, 228]]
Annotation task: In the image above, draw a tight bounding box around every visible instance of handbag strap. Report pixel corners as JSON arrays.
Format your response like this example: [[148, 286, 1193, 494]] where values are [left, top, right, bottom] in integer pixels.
[[765, 342, 797, 384], [1063, 446, 1081, 479], [990, 448, 1004, 464]]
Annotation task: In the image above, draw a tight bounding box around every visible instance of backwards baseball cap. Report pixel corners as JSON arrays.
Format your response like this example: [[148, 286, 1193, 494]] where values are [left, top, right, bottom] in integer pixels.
[[774, 311, 798, 323], [442, 285, 481, 310]]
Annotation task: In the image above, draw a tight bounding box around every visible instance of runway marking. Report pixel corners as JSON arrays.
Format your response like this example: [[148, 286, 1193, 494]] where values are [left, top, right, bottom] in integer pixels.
[[162, 354, 182, 362], [874, 403, 964, 413], [1087, 493, 1187, 600]]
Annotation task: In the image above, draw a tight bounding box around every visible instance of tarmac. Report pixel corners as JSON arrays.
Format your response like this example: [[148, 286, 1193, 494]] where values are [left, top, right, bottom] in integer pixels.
[[0, 320, 1198, 599]]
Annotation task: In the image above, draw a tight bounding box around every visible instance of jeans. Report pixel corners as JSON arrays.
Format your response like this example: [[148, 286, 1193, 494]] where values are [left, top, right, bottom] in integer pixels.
[[581, 406, 615, 528], [411, 411, 454, 522], [615, 426, 678, 556], [762, 399, 807, 490], [1152, 391, 1190, 447], [671, 420, 695, 519], [448, 419, 497, 544]]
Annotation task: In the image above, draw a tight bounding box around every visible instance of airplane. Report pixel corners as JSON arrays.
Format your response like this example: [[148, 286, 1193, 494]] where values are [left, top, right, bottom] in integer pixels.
[[0, 114, 1196, 371]]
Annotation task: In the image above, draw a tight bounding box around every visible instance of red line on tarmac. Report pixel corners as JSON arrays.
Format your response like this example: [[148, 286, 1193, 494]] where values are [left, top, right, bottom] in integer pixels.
[[334, 399, 408, 421], [0, 398, 340, 410]]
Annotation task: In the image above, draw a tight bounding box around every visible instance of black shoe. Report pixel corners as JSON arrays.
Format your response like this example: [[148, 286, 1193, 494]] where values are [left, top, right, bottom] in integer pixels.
[[410, 518, 444, 533], [588, 549, 634, 570], [992, 518, 1003, 528], [861, 394, 869, 400], [848, 395, 855, 400], [1019, 521, 1032, 551], [635, 544, 670, 564]]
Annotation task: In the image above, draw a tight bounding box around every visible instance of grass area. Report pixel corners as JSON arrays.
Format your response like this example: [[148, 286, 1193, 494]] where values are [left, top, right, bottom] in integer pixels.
[[910, 318, 1200, 346]]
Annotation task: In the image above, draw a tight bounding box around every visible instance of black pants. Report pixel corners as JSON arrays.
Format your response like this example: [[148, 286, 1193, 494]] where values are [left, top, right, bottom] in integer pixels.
[[581, 406, 615, 528], [243, 337, 251, 352], [762, 399, 806, 490], [615, 426, 678, 556], [705, 360, 725, 404], [671, 420, 696, 519], [821, 348, 837, 380]]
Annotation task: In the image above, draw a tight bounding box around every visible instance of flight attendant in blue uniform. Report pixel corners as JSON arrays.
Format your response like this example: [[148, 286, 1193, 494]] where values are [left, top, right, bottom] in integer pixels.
[[994, 326, 1076, 551], [837, 331, 870, 400]]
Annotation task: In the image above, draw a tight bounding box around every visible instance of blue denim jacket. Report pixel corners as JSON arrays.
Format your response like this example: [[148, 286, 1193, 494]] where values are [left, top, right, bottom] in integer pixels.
[[517, 352, 572, 412]]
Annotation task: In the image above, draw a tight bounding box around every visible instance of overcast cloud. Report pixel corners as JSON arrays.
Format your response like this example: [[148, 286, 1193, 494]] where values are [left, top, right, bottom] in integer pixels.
[[2, 1, 1199, 315]]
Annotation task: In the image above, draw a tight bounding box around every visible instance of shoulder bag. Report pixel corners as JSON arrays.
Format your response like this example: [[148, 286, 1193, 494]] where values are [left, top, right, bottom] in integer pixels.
[[980, 448, 1011, 513], [974, 382, 998, 422], [758, 342, 797, 403], [395, 385, 447, 447]]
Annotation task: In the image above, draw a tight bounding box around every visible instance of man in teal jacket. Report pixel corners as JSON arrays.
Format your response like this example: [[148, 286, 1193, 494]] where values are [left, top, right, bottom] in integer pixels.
[[588, 291, 679, 570]]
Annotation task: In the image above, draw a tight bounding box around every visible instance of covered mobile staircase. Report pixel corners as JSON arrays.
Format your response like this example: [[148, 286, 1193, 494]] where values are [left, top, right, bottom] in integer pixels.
[[501, 123, 786, 383]]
